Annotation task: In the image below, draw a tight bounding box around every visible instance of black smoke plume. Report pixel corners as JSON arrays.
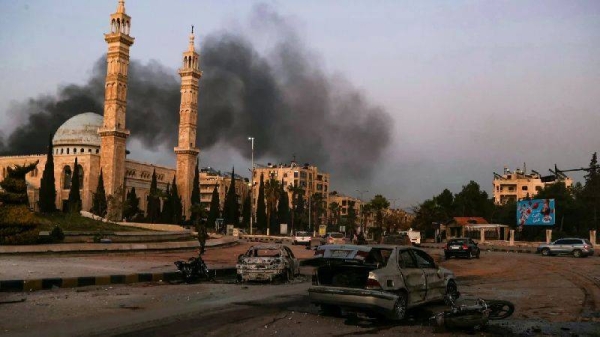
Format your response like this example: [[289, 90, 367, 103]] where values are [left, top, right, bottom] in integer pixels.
[[0, 6, 393, 182]]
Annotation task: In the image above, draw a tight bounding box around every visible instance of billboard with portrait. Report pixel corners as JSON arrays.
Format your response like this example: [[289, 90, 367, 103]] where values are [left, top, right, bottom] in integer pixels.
[[517, 199, 555, 226]]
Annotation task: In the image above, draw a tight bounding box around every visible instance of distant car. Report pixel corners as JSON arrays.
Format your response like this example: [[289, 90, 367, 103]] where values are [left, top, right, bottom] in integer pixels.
[[236, 244, 300, 282], [444, 238, 480, 259], [322, 232, 346, 245], [292, 231, 312, 245], [308, 244, 459, 321], [537, 238, 595, 258]]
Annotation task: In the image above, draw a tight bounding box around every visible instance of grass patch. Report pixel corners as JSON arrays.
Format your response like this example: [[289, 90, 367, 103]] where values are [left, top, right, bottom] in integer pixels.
[[37, 213, 154, 232]]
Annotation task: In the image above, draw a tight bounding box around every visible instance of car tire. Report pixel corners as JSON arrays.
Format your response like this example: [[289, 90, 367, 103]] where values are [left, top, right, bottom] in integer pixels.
[[286, 268, 294, 282], [446, 280, 459, 301], [541, 248, 551, 257], [476, 250, 481, 259], [468, 250, 473, 259], [389, 292, 408, 321], [573, 249, 583, 258]]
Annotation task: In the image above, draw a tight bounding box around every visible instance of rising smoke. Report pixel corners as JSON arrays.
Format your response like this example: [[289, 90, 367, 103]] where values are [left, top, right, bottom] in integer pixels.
[[0, 5, 393, 183]]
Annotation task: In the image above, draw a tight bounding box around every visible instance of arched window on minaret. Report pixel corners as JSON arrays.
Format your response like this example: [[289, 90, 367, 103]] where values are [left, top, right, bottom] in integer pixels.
[[111, 19, 116, 33], [62, 166, 72, 190], [116, 18, 121, 33]]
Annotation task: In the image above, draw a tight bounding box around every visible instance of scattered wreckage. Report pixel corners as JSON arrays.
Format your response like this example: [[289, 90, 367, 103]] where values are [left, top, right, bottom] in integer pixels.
[[308, 244, 459, 321], [431, 295, 515, 331], [236, 244, 300, 282], [174, 255, 212, 283]]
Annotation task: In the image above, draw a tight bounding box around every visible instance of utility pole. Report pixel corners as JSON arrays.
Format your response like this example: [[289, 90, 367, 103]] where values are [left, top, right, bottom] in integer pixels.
[[248, 137, 254, 235]]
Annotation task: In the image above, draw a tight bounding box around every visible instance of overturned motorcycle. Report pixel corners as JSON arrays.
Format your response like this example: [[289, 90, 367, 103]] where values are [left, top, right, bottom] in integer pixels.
[[430, 295, 515, 331], [174, 255, 213, 283]]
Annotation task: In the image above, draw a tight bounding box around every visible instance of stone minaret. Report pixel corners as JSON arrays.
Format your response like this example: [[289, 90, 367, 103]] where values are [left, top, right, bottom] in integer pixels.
[[175, 27, 201, 219], [99, 0, 134, 205]]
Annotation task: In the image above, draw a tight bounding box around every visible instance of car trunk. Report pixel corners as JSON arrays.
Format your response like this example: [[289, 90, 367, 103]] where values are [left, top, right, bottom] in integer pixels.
[[316, 262, 377, 288]]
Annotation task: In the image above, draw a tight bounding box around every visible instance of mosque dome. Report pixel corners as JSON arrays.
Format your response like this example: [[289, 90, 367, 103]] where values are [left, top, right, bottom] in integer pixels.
[[53, 112, 103, 147]]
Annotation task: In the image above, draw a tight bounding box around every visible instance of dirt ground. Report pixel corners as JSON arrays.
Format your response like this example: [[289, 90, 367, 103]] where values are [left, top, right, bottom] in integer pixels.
[[1, 244, 599, 336]]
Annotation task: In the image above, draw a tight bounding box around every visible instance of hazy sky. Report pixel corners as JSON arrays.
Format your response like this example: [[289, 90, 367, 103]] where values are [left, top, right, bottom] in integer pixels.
[[1, 0, 599, 208]]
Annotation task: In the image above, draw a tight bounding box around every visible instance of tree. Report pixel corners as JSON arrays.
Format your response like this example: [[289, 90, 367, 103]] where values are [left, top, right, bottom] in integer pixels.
[[223, 168, 240, 227], [67, 158, 82, 213], [171, 176, 182, 224], [453, 181, 493, 219], [346, 200, 358, 230], [369, 194, 390, 240], [0, 161, 38, 205], [39, 134, 56, 213], [160, 183, 174, 224], [190, 159, 202, 223], [581, 152, 600, 231], [265, 177, 281, 234], [287, 184, 304, 233], [207, 186, 220, 230], [256, 173, 267, 233], [277, 180, 290, 231], [146, 169, 161, 223], [123, 186, 140, 221], [328, 202, 340, 230], [241, 193, 251, 229], [91, 170, 107, 218]]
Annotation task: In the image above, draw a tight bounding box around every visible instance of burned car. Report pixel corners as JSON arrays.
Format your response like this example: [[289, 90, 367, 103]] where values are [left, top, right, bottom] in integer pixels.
[[308, 244, 458, 321], [236, 244, 300, 282]]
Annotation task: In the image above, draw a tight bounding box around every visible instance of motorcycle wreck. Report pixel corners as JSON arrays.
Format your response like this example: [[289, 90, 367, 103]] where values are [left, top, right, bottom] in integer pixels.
[[174, 254, 213, 283], [430, 294, 515, 331]]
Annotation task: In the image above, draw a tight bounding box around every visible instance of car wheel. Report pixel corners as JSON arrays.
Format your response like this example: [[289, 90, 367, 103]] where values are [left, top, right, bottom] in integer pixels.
[[573, 249, 583, 258], [389, 291, 408, 321], [468, 250, 473, 259], [476, 249, 481, 259], [446, 280, 459, 301], [541, 248, 551, 256]]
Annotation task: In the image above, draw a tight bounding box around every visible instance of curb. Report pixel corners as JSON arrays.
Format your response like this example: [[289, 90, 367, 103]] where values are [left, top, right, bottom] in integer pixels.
[[0, 268, 237, 293]]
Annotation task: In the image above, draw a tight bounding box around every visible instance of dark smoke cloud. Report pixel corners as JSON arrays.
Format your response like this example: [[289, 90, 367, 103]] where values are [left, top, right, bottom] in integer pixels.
[[0, 5, 393, 182]]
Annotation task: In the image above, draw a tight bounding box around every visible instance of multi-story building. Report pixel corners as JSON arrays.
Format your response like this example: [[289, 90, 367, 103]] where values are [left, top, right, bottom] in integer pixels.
[[328, 191, 363, 219], [199, 167, 249, 213], [493, 166, 573, 204], [252, 161, 330, 223]]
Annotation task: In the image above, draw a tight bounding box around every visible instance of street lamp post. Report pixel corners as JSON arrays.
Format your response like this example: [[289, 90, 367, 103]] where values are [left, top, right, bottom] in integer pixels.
[[248, 137, 254, 235]]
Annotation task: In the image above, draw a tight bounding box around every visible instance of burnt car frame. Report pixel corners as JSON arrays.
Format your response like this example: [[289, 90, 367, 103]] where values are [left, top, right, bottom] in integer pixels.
[[308, 244, 458, 321], [236, 244, 300, 282]]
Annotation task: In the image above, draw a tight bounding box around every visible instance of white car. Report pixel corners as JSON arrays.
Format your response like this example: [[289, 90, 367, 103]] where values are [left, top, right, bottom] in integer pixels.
[[293, 231, 312, 245]]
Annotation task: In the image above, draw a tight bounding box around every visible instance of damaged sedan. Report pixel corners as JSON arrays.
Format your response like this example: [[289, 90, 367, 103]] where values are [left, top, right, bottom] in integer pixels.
[[236, 244, 300, 282], [308, 244, 459, 321]]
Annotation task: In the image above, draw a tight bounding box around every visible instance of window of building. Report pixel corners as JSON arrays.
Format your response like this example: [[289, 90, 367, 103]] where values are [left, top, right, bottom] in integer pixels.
[[88, 149, 92, 153], [66, 148, 69, 154], [62, 166, 72, 189], [81, 148, 84, 153], [300, 171, 307, 179], [294, 171, 299, 178], [73, 148, 77, 154], [342, 200, 347, 206], [521, 186, 528, 191], [96, 149, 99, 154]]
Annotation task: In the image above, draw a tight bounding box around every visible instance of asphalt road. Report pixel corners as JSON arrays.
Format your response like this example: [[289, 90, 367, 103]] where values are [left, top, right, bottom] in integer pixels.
[[1, 248, 599, 337]]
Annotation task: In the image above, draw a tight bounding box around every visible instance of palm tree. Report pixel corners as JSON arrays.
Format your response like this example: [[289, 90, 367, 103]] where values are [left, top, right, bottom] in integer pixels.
[[265, 177, 281, 235], [287, 184, 304, 233], [328, 202, 340, 230]]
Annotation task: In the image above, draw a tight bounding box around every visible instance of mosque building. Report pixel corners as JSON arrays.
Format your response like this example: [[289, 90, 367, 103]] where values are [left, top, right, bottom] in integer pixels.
[[0, 1, 212, 218]]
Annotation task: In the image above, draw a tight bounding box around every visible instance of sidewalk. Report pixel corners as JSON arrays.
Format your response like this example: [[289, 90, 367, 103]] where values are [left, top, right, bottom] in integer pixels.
[[0, 237, 239, 292]]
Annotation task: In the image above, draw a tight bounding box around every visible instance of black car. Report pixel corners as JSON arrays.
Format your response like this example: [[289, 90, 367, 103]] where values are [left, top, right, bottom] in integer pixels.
[[444, 238, 480, 259]]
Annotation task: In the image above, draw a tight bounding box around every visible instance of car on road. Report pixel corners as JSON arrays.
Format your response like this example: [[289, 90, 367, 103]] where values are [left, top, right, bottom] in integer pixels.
[[321, 232, 347, 245], [536, 238, 595, 258], [236, 244, 300, 282], [444, 237, 480, 259], [308, 244, 459, 321], [292, 231, 312, 245]]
